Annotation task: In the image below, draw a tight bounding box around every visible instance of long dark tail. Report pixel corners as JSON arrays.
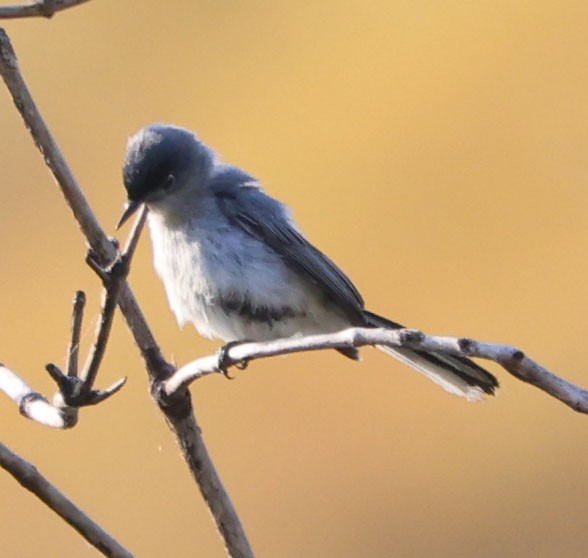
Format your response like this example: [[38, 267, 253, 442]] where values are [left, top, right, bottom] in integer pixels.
[[363, 310, 498, 401]]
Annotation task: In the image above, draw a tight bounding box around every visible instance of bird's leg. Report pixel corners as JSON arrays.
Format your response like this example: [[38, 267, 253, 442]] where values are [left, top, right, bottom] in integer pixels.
[[216, 340, 251, 379]]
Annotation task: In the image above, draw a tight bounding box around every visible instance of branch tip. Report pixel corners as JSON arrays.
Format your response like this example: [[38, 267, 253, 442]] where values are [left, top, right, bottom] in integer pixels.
[[45, 362, 65, 384], [82, 376, 127, 406], [73, 289, 86, 304]]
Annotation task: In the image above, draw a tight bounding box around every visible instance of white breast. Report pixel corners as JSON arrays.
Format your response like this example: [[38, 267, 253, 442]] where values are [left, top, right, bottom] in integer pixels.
[[147, 211, 348, 342]]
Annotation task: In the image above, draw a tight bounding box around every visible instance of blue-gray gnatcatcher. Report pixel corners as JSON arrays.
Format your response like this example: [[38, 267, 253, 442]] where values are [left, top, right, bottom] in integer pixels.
[[118, 124, 498, 401]]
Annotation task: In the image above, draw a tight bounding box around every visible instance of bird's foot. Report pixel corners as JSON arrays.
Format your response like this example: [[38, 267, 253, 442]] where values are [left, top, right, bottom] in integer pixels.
[[217, 340, 251, 379]]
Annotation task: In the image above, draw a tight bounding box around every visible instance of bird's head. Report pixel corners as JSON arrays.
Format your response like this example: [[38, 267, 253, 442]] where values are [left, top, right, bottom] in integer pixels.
[[118, 124, 215, 228]]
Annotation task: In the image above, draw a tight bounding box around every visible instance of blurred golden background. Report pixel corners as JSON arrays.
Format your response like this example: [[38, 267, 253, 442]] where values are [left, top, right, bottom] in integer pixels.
[[2, 1, 588, 556]]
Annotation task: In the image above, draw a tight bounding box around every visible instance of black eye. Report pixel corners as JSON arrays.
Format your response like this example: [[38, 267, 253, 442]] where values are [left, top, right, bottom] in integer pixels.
[[162, 174, 175, 191]]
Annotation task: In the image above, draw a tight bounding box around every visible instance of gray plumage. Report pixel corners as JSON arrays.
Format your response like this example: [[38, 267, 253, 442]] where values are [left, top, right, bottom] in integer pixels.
[[119, 123, 498, 401]]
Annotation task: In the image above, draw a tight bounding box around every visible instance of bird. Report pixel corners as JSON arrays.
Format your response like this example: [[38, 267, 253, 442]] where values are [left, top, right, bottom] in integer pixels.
[[117, 123, 498, 401]]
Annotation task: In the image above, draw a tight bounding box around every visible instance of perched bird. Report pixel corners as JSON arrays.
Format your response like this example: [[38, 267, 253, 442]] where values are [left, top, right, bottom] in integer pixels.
[[118, 124, 497, 401]]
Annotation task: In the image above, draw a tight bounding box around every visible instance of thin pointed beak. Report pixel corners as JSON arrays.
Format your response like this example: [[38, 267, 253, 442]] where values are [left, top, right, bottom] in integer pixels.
[[116, 200, 142, 230]]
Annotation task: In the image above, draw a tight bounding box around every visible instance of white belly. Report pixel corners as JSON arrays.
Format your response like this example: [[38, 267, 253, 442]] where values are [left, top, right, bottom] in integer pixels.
[[148, 213, 349, 342]]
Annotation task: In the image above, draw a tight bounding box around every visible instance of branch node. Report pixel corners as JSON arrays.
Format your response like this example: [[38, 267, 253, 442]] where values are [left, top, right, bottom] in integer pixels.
[[512, 349, 525, 361], [458, 337, 476, 355], [18, 392, 48, 416], [38, 0, 58, 18], [45, 362, 126, 408], [86, 244, 127, 287], [151, 379, 193, 420], [400, 329, 425, 344]]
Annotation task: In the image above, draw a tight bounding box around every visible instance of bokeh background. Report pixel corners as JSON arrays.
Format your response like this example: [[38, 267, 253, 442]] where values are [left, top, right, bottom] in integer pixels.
[[1, 1, 588, 556]]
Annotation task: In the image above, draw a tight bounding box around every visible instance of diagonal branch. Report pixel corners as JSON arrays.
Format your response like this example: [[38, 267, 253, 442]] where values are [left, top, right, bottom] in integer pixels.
[[0, 441, 134, 557], [165, 327, 588, 414], [0, 0, 92, 19], [0, 26, 254, 558]]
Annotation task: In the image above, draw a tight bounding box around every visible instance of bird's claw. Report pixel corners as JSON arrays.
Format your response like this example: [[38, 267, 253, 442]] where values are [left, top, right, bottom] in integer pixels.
[[217, 341, 250, 379]]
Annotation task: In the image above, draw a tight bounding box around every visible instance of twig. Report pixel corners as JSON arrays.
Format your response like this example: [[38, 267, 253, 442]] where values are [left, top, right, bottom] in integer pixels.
[[0, 288, 126, 428], [0, 0, 91, 19], [120, 204, 148, 262], [0, 26, 254, 558], [166, 327, 588, 414], [67, 290, 85, 377], [0, 442, 134, 557], [79, 261, 125, 390], [0, 364, 67, 428], [81, 209, 146, 393]]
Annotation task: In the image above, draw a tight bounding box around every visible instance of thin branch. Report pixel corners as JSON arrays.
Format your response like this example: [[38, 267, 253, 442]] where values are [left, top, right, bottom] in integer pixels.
[[0, 442, 134, 558], [78, 263, 124, 390], [0, 0, 91, 19], [0, 287, 126, 428], [0, 28, 160, 349], [166, 327, 588, 414], [0, 27, 111, 261], [165, 411, 256, 558], [67, 290, 85, 377], [0, 364, 67, 428], [0, 27, 254, 558], [81, 209, 146, 393], [121, 204, 148, 262]]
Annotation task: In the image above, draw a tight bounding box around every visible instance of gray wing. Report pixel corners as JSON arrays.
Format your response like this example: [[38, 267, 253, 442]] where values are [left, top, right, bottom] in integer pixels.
[[212, 170, 365, 324], [211, 169, 499, 395]]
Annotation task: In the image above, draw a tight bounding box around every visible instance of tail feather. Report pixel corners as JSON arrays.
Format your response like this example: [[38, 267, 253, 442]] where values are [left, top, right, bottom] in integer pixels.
[[363, 310, 498, 401]]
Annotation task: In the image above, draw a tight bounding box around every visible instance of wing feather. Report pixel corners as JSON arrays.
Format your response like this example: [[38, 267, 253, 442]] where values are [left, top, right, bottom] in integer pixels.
[[213, 173, 365, 324]]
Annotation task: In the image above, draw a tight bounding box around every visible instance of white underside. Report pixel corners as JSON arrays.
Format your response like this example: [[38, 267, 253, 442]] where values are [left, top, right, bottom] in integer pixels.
[[148, 210, 349, 342]]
